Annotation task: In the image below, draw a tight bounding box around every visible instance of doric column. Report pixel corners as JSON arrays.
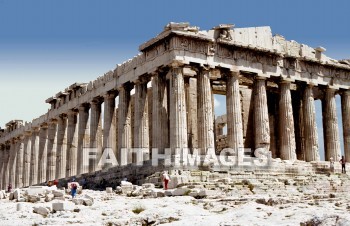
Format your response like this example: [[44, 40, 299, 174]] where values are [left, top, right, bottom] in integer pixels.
[[185, 77, 198, 148], [253, 76, 270, 151], [322, 87, 341, 161], [38, 123, 48, 184], [303, 84, 319, 161], [226, 71, 244, 151], [89, 99, 103, 172], [341, 90, 350, 162], [56, 114, 67, 179], [15, 136, 24, 188], [22, 131, 32, 187], [66, 109, 78, 177], [152, 72, 169, 154], [77, 103, 90, 174], [8, 138, 17, 187], [46, 119, 58, 181], [197, 68, 215, 154], [118, 84, 132, 165], [103, 93, 117, 167], [279, 81, 296, 160], [2, 144, 10, 189], [0, 145, 4, 189], [134, 79, 150, 161], [29, 127, 39, 185], [169, 66, 188, 150]]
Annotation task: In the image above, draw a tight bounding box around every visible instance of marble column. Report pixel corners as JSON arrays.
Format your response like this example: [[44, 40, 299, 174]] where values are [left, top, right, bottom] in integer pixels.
[[66, 109, 78, 177], [29, 127, 39, 185], [322, 87, 341, 161], [303, 84, 319, 162], [226, 71, 244, 151], [2, 144, 10, 189], [118, 85, 132, 165], [15, 136, 24, 188], [341, 90, 350, 162], [169, 66, 188, 151], [103, 93, 117, 167], [134, 79, 150, 162], [46, 119, 58, 181], [56, 114, 67, 179], [279, 81, 296, 160], [89, 99, 103, 172], [197, 68, 215, 155], [152, 72, 169, 154], [22, 131, 32, 187], [185, 77, 198, 148], [77, 104, 90, 174], [38, 124, 48, 184], [0, 145, 4, 189], [254, 76, 270, 151], [8, 139, 17, 187]]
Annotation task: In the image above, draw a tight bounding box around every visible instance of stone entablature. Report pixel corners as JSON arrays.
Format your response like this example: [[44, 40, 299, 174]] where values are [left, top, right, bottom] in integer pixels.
[[1, 22, 350, 190]]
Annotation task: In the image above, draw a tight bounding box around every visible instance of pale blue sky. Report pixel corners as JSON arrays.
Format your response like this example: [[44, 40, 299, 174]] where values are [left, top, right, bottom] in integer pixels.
[[0, 0, 349, 159]]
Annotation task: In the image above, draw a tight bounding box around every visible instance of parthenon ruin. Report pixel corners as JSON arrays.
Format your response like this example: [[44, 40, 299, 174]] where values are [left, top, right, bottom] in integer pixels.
[[1, 22, 350, 189]]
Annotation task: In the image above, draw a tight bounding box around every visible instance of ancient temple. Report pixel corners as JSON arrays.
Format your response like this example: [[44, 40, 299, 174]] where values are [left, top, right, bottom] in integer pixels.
[[1, 22, 350, 189]]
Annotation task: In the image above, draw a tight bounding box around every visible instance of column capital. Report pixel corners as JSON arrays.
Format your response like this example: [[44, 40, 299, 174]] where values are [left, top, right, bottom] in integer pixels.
[[254, 75, 268, 80], [48, 118, 58, 124], [117, 82, 134, 92], [227, 70, 240, 78], [24, 130, 32, 137], [340, 89, 350, 96], [78, 103, 90, 111], [90, 96, 104, 105], [67, 109, 79, 116], [103, 91, 117, 99], [40, 123, 48, 129]]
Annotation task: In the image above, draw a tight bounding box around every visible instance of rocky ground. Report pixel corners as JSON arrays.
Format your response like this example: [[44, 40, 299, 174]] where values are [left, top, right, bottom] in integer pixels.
[[1, 173, 350, 226]]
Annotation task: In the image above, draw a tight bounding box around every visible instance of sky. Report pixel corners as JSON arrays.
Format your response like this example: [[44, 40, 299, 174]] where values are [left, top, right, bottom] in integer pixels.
[[1, 0, 350, 160]]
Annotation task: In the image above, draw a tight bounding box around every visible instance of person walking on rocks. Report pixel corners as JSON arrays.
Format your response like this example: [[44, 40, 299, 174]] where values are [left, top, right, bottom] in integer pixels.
[[162, 171, 170, 190], [71, 183, 78, 198], [339, 156, 346, 173]]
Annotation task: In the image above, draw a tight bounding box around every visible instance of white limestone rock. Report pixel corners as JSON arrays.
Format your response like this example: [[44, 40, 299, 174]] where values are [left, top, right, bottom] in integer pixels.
[[33, 206, 50, 216], [53, 190, 65, 197], [142, 183, 155, 189], [172, 187, 191, 196], [52, 202, 75, 212], [45, 193, 55, 202]]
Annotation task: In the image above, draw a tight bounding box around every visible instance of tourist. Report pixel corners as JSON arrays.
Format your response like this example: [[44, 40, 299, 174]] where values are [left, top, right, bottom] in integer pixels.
[[162, 171, 170, 190], [47, 181, 53, 187], [339, 156, 346, 173], [7, 183, 12, 193], [53, 179, 59, 186], [330, 157, 335, 173], [71, 182, 78, 198]]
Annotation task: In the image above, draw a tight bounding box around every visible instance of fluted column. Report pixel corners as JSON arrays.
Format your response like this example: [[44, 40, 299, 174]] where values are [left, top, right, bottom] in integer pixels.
[[14, 136, 24, 188], [152, 72, 169, 154], [134, 79, 150, 161], [46, 119, 58, 181], [103, 93, 117, 167], [341, 90, 350, 162], [197, 68, 215, 155], [169, 66, 188, 151], [226, 71, 244, 151], [254, 76, 270, 151], [77, 104, 90, 174], [29, 127, 39, 185], [8, 138, 17, 187], [89, 99, 103, 172], [322, 87, 341, 161], [38, 124, 48, 184], [2, 144, 10, 189], [278, 81, 296, 160], [303, 84, 319, 161], [0, 145, 4, 189], [22, 131, 32, 187], [66, 109, 78, 177], [118, 84, 132, 165], [56, 114, 67, 179]]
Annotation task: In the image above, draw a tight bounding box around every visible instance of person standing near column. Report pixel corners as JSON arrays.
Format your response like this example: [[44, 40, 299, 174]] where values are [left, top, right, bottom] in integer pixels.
[[339, 156, 346, 173]]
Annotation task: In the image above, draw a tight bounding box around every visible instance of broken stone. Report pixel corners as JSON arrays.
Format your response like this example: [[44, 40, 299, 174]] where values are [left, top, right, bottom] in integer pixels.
[[172, 187, 191, 196], [53, 190, 65, 197], [52, 202, 75, 211], [45, 193, 55, 202], [33, 206, 50, 216]]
